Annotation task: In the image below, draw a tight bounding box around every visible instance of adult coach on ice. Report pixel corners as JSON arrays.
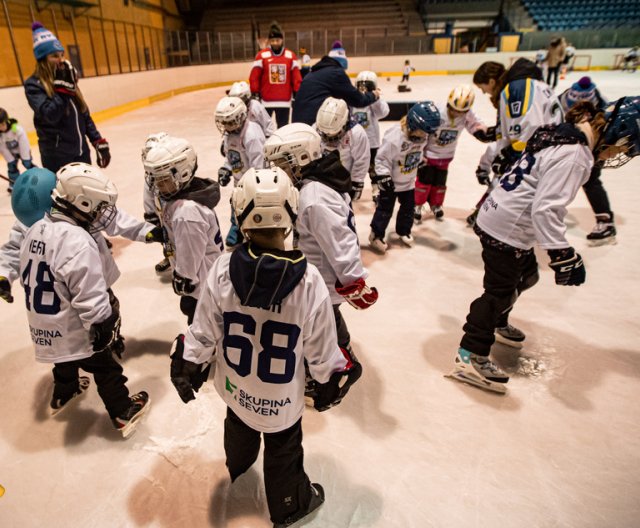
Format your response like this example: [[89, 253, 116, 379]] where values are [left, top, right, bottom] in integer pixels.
[[292, 41, 381, 125]]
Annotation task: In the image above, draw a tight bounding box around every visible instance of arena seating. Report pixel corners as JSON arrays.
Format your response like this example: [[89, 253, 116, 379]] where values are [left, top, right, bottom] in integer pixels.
[[522, 0, 640, 31]]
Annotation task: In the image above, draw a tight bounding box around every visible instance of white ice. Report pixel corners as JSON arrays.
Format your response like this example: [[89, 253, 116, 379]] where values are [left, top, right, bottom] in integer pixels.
[[1, 70, 639, 528]]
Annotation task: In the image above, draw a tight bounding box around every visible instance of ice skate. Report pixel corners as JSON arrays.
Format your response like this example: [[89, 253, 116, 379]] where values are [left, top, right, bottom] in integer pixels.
[[398, 234, 414, 247], [413, 205, 423, 224], [273, 483, 325, 528], [586, 213, 617, 246], [155, 257, 171, 274], [112, 391, 150, 438], [50, 376, 90, 416], [446, 348, 508, 394], [431, 205, 444, 221], [495, 324, 526, 349], [368, 231, 387, 254]]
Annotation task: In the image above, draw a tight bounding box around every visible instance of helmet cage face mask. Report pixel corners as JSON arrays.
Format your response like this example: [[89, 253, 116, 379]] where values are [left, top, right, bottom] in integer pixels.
[[595, 97, 640, 169], [215, 97, 247, 135], [356, 80, 376, 93], [143, 139, 197, 199], [263, 123, 323, 184]]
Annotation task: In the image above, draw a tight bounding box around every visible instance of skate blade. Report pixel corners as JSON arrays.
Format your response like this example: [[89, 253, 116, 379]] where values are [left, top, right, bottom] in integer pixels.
[[445, 371, 507, 394], [587, 236, 617, 247], [120, 399, 151, 439], [494, 333, 524, 349]]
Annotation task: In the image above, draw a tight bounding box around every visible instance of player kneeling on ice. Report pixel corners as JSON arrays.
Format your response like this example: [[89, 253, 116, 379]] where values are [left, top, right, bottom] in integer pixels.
[[449, 97, 640, 394], [18, 163, 150, 437], [169, 167, 359, 527], [144, 136, 224, 325], [369, 101, 440, 252]]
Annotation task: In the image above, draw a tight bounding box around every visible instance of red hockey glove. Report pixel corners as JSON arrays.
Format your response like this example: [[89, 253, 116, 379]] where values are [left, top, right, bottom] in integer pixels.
[[335, 278, 378, 310]]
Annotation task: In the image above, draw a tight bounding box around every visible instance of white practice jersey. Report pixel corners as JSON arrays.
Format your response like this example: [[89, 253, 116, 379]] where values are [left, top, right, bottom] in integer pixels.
[[297, 180, 367, 304], [425, 103, 486, 160], [143, 182, 155, 217], [183, 253, 347, 433], [375, 124, 428, 192], [0, 123, 31, 163], [0, 220, 28, 283], [477, 143, 593, 250], [318, 124, 371, 184], [222, 120, 266, 185], [19, 215, 115, 363], [248, 99, 276, 138], [351, 99, 390, 149], [105, 207, 154, 242], [160, 199, 223, 298]]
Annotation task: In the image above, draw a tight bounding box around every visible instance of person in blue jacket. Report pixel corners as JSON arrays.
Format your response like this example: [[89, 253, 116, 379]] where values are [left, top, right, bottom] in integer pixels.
[[24, 22, 110, 173], [292, 41, 381, 125]]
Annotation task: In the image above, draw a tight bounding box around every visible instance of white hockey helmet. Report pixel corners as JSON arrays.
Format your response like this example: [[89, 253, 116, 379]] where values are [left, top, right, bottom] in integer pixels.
[[264, 123, 323, 183], [143, 136, 197, 198], [316, 97, 350, 143], [232, 167, 299, 236], [141, 132, 169, 161], [53, 162, 118, 233], [448, 84, 475, 113], [228, 81, 251, 104], [215, 96, 247, 134], [356, 70, 378, 92]]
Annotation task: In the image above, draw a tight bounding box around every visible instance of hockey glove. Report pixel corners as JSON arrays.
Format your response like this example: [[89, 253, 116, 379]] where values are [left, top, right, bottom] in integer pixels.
[[335, 278, 378, 310], [313, 352, 362, 412], [53, 60, 77, 96], [475, 166, 491, 186], [218, 167, 232, 187], [491, 146, 519, 176], [172, 271, 196, 296], [472, 125, 497, 143], [91, 309, 122, 353], [0, 276, 13, 303], [93, 138, 111, 168], [350, 180, 364, 201], [143, 212, 161, 227], [170, 334, 211, 403], [145, 226, 165, 244], [372, 174, 394, 193], [548, 247, 585, 286], [7, 160, 19, 184], [22, 159, 35, 170]]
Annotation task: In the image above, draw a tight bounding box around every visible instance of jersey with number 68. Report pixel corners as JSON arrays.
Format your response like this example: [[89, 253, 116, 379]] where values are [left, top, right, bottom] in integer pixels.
[[183, 252, 347, 433]]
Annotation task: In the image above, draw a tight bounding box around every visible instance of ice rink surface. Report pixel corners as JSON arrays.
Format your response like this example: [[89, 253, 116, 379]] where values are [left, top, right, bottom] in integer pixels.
[[0, 69, 639, 528]]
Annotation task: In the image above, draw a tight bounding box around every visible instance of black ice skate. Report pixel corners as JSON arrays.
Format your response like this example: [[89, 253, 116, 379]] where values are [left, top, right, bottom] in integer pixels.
[[495, 324, 526, 349], [155, 257, 171, 274], [112, 391, 150, 438], [50, 376, 90, 416], [273, 483, 325, 528], [446, 348, 508, 394], [431, 205, 444, 221], [586, 213, 617, 246]]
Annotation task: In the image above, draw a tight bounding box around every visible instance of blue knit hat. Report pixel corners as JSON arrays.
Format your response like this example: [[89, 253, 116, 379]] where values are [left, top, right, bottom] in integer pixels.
[[566, 76, 596, 108], [32, 22, 64, 61], [328, 41, 348, 70]]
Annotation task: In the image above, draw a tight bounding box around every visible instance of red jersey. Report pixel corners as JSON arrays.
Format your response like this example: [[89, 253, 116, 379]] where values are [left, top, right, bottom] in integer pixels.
[[249, 47, 302, 107]]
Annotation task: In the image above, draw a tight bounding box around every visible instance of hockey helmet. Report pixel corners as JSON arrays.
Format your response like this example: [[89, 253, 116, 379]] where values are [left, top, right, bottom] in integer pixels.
[[11, 167, 56, 227], [215, 96, 247, 134], [143, 136, 197, 198], [53, 163, 118, 233], [141, 132, 169, 162], [596, 96, 640, 168], [228, 81, 251, 104], [232, 167, 299, 236], [356, 71, 378, 92], [264, 123, 323, 183], [406, 101, 441, 141], [448, 85, 475, 113], [316, 97, 349, 144]]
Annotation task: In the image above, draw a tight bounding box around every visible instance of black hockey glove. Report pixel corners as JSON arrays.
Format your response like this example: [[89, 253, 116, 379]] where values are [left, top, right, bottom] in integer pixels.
[[53, 60, 77, 96], [372, 173, 394, 193], [491, 146, 519, 176], [145, 226, 165, 244], [143, 212, 161, 227], [218, 167, 232, 187], [472, 125, 497, 143], [170, 334, 211, 403], [313, 354, 362, 412], [0, 276, 13, 303], [93, 138, 111, 168], [172, 271, 196, 296], [548, 247, 585, 286], [350, 180, 364, 201], [475, 166, 491, 186], [91, 309, 122, 353]]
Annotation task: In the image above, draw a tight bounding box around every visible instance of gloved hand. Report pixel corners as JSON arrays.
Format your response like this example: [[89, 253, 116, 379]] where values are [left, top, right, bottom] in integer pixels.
[[476, 166, 491, 186], [335, 278, 378, 310], [143, 212, 161, 227], [22, 159, 35, 170], [0, 276, 13, 303], [170, 334, 211, 403], [91, 309, 122, 353], [314, 355, 362, 411], [373, 173, 394, 193], [350, 181, 364, 201], [491, 146, 519, 176], [7, 160, 19, 184], [548, 247, 585, 286], [172, 271, 196, 296], [93, 138, 111, 168], [53, 60, 77, 96], [218, 167, 232, 187], [145, 226, 164, 244]]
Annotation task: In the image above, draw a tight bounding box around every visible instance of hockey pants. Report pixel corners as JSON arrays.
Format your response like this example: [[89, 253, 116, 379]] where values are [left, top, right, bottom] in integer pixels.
[[415, 163, 449, 209], [582, 165, 613, 217], [460, 240, 539, 357], [370, 188, 414, 238], [224, 407, 313, 524]]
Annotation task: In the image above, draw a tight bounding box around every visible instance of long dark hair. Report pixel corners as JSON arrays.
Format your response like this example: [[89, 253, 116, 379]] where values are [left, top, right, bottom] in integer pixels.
[[473, 61, 506, 109]]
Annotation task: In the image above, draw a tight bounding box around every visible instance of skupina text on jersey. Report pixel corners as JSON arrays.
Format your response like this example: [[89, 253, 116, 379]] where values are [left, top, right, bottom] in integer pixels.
[[351, 99, 390, 149], [222, 120, 266, 184], [317, 123, 371, 184], [375, 123, 429, 191]]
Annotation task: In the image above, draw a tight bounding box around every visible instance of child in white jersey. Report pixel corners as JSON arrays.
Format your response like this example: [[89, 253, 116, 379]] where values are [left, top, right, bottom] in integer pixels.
[[0, 108, 35, 192]]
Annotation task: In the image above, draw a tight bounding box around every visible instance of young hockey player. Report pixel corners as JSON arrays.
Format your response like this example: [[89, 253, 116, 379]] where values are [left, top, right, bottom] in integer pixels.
[[18, 163, 150, 436], [351, 71, 390, 202], [560, 77, 616, 244], [401, 59, 415, 83], [369, 101, 441, 252], [228, 81, 276, 138], [169, 167, 360, 527], [143, 136, 224, 324], [264, 122, 377, 376], [449, 97, 640, 394], [0, 108, 35, 192], [414, 85, 495, 223], [215, 96, 266, 247], [315, 97, 370, 201]]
